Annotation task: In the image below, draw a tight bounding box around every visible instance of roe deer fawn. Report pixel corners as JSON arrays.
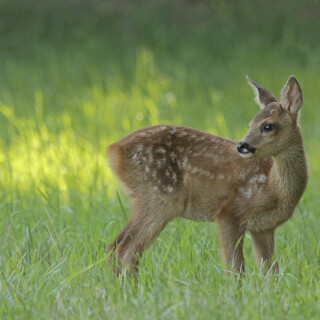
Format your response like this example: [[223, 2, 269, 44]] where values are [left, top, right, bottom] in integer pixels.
[[106, 76, 308, 275]]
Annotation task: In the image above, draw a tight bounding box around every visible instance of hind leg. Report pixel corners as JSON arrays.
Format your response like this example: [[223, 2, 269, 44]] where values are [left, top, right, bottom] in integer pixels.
[[114, 215, 169, 275], [106, 199, 142, 255], [106, 219, 133, 253], [106, 218, 133, 267], [107, 201, 175, 275]]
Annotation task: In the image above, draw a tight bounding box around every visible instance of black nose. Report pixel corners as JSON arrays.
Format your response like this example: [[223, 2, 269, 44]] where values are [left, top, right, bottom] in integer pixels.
[[237, 142, 256, 153], [237, 142, 249, 153]]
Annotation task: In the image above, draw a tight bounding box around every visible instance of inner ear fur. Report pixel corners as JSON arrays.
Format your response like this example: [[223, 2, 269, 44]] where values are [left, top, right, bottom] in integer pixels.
[[280, 76, 303, 114]]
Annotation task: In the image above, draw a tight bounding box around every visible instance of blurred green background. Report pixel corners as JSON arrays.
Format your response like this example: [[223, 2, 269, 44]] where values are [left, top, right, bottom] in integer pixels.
[[0, 1, 320, 319]]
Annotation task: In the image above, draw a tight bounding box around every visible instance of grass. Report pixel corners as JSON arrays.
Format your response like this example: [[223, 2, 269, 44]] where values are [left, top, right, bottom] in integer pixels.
[[1, 1, 320, 319]]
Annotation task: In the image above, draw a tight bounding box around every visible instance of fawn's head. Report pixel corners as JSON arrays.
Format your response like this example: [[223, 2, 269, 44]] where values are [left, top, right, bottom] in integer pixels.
[[237, 76, 303, 158]]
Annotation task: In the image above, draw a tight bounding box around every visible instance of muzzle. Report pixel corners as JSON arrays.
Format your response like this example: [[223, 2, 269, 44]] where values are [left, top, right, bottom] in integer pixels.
[[237, 142, 256, 158]]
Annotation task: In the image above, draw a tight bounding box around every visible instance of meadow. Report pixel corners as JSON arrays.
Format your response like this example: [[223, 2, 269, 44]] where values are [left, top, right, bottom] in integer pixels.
[[0, 1, 320, 319]]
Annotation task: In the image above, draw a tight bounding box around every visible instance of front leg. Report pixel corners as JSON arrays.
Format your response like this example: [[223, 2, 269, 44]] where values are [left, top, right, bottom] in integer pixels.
[[250, 229, 278, 273], [217, 220, 246, 275]]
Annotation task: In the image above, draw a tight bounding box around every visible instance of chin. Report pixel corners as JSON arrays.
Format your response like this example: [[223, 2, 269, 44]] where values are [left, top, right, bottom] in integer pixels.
[[238, 152, 255, 159]]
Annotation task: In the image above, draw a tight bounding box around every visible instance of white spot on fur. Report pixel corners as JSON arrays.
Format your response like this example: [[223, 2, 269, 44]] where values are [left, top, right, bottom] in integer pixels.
[[249, 174, 266, 185], [190, 167, 198, 174], [249, 177, 257, 184], [239, 174, 266, 199], [218, 174, 224, 180], [238, 171, 246, 180], [152, 170, 157, 179], [258, 174, 267, 183], [145, 166, 150, 173], [182, 157, 188, 168], [147, 129, 159, 134], [202, 170, 210, 177], [172, 172, 177, 182], [188, 166, 215, 179], [177, 146, 184, 153], [170, 128, 176, 135], [193, 152, 202, 157], [156, 157, 166, 167], [148, 126, 167, 134], [166, 186, 173, 193], [170, 152, 177, 161], [155, 147, 166, 154], [165, 169, 170, 177], [165, 140, 172, 148], [136, 144, 143, 152], [178, 131, 187, 137], [240, 187, 252, 199], [197, 136, 206, 141], [132, 153, 140, 165]]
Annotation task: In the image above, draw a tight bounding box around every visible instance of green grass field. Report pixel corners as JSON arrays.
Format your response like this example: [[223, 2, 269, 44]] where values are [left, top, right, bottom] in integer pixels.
[[1, 1, 320, 319]]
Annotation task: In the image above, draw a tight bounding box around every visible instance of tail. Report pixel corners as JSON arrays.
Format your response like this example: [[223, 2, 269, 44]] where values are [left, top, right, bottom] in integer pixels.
[[107, 142, 125, 178], [107, 142, 133, 195]]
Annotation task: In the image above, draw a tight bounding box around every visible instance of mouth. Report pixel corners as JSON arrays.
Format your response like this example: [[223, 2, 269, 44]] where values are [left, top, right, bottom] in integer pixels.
[[237, 142, 256, 158], [239, 151, 254, 159]]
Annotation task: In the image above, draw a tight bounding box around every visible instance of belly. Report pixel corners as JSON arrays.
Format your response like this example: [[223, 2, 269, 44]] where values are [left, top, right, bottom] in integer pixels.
[[181, 199, 217, 222]]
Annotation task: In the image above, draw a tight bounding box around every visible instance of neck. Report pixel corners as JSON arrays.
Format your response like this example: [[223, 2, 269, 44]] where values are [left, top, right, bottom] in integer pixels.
[[270, 134, 308, 201]]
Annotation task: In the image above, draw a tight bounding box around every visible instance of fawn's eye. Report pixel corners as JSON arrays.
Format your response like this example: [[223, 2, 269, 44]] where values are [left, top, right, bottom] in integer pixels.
[[261, 123, 275, 133]]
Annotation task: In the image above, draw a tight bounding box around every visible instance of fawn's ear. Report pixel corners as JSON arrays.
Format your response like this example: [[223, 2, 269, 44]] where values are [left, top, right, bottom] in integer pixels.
[[280, 76, 303, 114], [246, 76, 278, 110]]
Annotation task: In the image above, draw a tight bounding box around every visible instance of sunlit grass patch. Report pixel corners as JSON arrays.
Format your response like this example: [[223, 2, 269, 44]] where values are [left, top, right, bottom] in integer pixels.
[[0, 104, 113, 198]]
